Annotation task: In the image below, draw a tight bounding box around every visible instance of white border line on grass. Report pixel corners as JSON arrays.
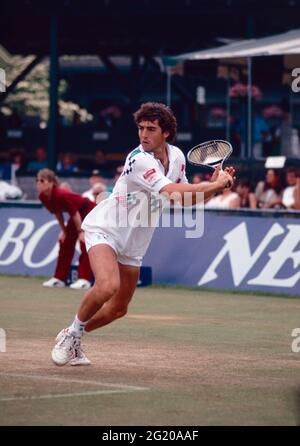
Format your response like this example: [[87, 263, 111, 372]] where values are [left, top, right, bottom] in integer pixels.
[[0, 372, 149, 401]]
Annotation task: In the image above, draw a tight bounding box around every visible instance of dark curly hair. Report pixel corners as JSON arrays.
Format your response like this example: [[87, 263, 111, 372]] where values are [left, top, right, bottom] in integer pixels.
[[133, 102, 177, 143]]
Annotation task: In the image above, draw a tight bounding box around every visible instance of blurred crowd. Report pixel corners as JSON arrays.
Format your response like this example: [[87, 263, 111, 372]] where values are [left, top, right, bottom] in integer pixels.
[[197, 167, 300, 210], [0, 146, 123, 179], [0, 145, 300, 211]]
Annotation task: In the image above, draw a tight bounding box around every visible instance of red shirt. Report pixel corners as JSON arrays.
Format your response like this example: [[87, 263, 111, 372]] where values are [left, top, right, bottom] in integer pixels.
[[39, 186, 95, 218]]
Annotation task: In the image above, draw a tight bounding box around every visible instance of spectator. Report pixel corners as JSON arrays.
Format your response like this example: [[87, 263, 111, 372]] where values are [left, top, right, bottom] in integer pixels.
[[205, 187, 240, 209], [191, 173, 204, 184], [255, 169, 282, 209], [10, 149, 27, 183], [92, 182, 108, 204], [235, 111, 270, 158], [0, 180, 23, 200], [27, 146, 48, 172], [60, 181, 73, 192], [281, 167, 299, 209], [56, 153, 79, 174], [93, 149, 108, 173], [236, 179, 257, 209], [78, 150, 108, 173], [82, 174, 107, 202], [0, 155, 11, 180], [294, 175, 300, 210], [10, 149, 26, 172], [275, 112, 300, 158]]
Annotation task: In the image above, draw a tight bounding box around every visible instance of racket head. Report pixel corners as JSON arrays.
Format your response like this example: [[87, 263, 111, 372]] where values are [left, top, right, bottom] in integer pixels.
[[187, 139, 233, 168]]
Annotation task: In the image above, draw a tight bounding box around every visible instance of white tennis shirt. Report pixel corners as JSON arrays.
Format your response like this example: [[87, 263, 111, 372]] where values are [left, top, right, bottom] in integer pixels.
[[82, 144, 188, 258]]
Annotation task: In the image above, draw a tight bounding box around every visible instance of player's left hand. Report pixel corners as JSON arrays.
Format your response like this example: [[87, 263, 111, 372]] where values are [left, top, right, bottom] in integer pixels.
[[224, 166, 236, 184]]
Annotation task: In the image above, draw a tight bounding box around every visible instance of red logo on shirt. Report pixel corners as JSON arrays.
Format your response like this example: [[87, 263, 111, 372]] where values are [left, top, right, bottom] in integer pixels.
[[143, 168, 156, 180]]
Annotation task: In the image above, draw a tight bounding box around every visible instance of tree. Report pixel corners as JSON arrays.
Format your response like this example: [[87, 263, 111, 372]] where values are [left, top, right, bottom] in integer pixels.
[[0, 48, 93, 125]]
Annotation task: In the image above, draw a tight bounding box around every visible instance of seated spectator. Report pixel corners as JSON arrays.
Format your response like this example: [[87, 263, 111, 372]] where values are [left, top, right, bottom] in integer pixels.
[[59, 181, 73, 192], [82, 174, 107, 202], [78, 149, 108, 173], [281, 167, 298, 209], [191, 173, 204, 184], [205, 187, 240, 209], [236, 179, 257, 209], [27, 146, 48, 172], [94, 149, 107, 167], [10, 149, 26, 174], [0, 155, 11, 181], [9, 149, 27, 185], [0, 180, 23, 200], [92, 182, 108, 204], [294, 175, 300, 210], [56, 153, 79, 174], [255, 169, 282, 209], [93, 149, 111, 174]]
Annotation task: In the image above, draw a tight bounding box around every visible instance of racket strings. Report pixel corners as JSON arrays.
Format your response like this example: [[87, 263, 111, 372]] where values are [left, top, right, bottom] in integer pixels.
[[188, 141, 231, 165]]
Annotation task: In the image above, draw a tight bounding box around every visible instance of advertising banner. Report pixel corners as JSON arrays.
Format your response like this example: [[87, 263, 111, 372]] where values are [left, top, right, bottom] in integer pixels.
[[0, 204, 300, 295]]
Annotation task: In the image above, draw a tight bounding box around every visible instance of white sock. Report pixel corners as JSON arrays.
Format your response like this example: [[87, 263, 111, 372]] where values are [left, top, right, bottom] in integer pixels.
[[69, 315, 87, 338]]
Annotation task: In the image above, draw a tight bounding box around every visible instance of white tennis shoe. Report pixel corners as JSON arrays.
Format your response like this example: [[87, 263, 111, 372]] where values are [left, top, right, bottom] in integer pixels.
[[70, 279, 91, 290], [43, 277, 66, 288], [55, 328, 91, 366]]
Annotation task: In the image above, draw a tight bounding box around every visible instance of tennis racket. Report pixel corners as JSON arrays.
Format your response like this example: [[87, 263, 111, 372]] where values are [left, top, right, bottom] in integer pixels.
[[187, 139, 233, 187]]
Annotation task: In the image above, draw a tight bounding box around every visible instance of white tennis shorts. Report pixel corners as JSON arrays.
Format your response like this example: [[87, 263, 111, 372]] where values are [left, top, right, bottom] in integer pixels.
[[84, 230, 143, 268]]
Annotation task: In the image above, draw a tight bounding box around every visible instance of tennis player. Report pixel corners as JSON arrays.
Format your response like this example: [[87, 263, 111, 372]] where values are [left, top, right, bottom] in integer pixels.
[[52, 102, 235, 366]]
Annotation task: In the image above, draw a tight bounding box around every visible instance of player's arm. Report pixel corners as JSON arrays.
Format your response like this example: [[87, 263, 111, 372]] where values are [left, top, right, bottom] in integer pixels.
[[160, 167, 233, 204]]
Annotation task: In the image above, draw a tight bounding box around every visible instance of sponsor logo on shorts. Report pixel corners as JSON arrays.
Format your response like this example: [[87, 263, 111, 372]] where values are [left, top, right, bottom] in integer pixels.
[[96, 232, 109, 241]]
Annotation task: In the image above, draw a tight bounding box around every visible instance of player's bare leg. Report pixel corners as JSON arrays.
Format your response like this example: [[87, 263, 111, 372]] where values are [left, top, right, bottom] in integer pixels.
[[84, 263, 140, 332], [77, 244, 121, 322], [52, 244, 121, 366]]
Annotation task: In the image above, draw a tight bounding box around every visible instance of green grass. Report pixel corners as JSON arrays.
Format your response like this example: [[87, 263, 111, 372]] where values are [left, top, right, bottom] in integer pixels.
[[0, 275, 300, 426]]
